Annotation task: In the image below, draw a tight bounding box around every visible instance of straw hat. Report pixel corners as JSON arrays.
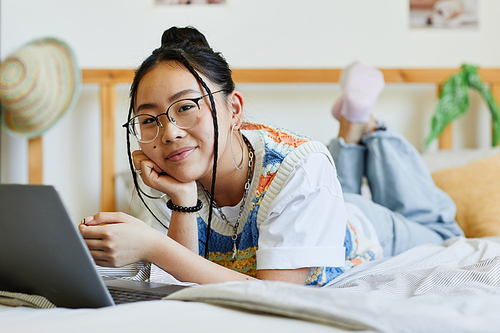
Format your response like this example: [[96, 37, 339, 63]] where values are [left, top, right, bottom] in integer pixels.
[[0, 38, 81, 138]]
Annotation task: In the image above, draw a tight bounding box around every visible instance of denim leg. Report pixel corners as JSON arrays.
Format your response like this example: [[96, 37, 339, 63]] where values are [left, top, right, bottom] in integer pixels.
[[343, 193, 445, 257], [362, 127, 464, 240], [328, 127, 464, 257], [328, 137, 366, 194]]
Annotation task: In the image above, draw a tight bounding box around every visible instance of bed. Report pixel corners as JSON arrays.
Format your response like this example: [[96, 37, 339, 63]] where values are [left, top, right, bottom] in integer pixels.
[[4, 67, 500, 332]]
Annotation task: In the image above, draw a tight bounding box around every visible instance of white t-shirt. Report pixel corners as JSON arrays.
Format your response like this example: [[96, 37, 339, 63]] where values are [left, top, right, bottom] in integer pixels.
[[155, 152, 382, 271]]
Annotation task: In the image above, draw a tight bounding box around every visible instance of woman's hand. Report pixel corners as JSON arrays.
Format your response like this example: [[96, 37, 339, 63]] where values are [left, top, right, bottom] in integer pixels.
[[132, 149, 199, 253], [79, 212, 160, 267], [79, 213, 308, 285], [132, 150, 197, 205]]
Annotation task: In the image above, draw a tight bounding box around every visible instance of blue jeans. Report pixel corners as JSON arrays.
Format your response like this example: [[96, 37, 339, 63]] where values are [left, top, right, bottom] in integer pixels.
[[328, 127, 464, 257]]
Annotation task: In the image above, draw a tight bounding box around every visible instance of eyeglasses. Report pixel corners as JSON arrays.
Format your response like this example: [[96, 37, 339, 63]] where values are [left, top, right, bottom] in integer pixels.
[[123, 90, 223, 143]]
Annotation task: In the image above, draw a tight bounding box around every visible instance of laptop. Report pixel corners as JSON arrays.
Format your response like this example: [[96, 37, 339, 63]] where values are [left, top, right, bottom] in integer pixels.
[[0, 184, 187, 308]]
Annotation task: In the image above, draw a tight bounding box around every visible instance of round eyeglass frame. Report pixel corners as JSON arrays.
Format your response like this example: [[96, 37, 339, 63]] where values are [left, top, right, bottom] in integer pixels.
[[123, 90, 223, 143]]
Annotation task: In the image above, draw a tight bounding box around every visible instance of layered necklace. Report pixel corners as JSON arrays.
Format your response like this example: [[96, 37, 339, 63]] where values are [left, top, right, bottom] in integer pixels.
[[203, 136, 254, 259]]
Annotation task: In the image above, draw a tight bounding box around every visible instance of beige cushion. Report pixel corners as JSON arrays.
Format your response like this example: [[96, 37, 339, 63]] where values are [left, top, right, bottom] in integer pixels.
[[431, 154, 500, 238]]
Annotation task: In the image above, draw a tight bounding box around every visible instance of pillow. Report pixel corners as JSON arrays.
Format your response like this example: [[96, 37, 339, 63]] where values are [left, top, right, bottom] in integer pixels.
[[431, 154, 500, 238], [423, 147, 500, 173]]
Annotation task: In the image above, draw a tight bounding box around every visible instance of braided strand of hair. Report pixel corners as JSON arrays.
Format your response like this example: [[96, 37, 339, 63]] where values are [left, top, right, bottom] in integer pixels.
[[125, 107, 169, 229], [178, 57, 219, 259]]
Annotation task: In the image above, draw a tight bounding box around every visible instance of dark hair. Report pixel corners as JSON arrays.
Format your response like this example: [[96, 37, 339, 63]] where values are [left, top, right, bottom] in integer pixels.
[[126, 26, 235, 258]]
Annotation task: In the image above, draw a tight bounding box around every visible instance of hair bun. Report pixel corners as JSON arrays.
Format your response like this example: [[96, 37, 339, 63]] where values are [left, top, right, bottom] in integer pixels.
[[161, 26, 210, 49]]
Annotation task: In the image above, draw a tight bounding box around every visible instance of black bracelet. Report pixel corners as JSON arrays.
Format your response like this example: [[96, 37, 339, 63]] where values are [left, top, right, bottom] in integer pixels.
[[166, 199, 203, 213]]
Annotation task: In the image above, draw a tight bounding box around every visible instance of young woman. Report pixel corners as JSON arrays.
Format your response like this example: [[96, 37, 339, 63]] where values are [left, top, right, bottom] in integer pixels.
[[79, 26, 463, 286]]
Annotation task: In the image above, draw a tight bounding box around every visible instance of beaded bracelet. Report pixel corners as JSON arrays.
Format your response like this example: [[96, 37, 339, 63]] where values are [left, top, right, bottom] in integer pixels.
[[166, 199, 203, 213]]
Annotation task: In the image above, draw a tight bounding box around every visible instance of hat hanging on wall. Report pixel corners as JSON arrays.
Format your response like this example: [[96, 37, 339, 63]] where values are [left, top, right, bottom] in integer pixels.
[[0, 38, 81, 138]]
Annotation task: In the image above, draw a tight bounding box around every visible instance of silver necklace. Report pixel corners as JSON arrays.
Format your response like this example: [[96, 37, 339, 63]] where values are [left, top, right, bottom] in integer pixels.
[[204, 136, 254, 259]]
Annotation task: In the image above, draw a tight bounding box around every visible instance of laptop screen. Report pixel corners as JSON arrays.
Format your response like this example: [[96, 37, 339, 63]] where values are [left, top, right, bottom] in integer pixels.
[[0, 184, 114, 308]]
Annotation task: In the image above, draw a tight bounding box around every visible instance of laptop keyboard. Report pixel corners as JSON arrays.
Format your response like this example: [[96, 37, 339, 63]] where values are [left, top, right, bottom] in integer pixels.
[[108, 288, 165, 304]]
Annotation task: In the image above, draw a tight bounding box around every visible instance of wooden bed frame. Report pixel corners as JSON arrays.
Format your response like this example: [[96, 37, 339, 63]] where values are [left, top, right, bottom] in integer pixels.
[[27, 68, 500, 212]]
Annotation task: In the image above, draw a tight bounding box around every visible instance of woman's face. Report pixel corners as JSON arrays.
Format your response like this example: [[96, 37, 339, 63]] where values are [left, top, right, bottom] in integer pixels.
[[134, 61, 234, 184]]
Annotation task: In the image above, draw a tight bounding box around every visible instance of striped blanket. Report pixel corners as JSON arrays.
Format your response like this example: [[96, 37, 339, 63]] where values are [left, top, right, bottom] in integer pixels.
[[169, 237, 500, 332]]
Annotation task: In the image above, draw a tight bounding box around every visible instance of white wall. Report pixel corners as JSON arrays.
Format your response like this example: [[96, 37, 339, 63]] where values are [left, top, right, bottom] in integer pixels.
[[1, 0, 499, 222]]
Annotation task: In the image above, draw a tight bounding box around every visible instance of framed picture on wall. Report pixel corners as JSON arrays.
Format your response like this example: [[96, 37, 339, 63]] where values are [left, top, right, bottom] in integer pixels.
[[155, 0, 225, 4], [409, 0, 479, 29]]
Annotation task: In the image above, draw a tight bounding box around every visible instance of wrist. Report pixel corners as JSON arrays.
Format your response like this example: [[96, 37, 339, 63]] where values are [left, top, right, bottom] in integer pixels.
[[143, 229, 171, 263], [166, 183, 198, 207], [167, 195, 198, 207]]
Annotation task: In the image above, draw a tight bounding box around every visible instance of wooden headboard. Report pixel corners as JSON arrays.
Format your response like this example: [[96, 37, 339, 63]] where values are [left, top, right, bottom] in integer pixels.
[[27, 68, 500, 212]]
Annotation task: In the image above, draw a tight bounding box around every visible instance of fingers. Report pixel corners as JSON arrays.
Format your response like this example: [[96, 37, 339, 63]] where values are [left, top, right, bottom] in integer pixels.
[[132, 149, 147, 172], [78, 213, 149, 267], [78, 222, 125, 267], [132, 150, 167, 190], [130, 150, 197, 200], [82, 212, 131, 226], [87, 240, 117, 267], [132, 150, 161, 174], [78, 223, 113, 266], [93, 259, 112, 267], [89, 248, 117, 268]]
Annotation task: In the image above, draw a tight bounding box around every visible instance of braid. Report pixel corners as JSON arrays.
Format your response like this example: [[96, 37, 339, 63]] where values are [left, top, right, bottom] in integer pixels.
[[178, 58, 219, 258], [125, 107, 168, 229]]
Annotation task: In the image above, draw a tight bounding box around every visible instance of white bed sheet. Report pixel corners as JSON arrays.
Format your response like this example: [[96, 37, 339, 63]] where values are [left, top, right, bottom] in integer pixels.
[[0, 299, 357, 333]]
